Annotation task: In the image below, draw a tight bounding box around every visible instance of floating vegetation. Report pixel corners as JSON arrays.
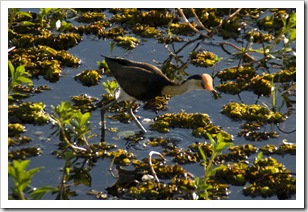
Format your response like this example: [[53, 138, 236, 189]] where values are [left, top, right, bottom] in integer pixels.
[[215, 162, 249, 186], [12, 84, 51, 95], [216, 65, 256, 81], [71, 94, 98, 113], [151, 112, 232, 142], [114, 35, 139, 49], [8, 123, 25, 137], [245, 30, 274, 43], [9, 45, 80, 82], [110, 9, 178, 27], [104, 149, 135, 166], [8, 136, 32, 147], [198, 9, 223, 28], [39, 59, 62, 82], [190, 50, 222, 68], [143, 96, 170, 111], [217, 65, 296, 97], [216, 65, 255, 95], [132, 24, 161, 38], [170, 22, 197, 36], [75, 12, 106, 23], [9, 30, 82, 50], [243, 155, 296, 199], [8, 146, 43, 160], [74, 70, 102, 86], [260, 141, 296, 155], [238, 130, 279, 141], [221, 102, 286, 123], [7, 8, 296, 201], [9, 102, 49, 125]]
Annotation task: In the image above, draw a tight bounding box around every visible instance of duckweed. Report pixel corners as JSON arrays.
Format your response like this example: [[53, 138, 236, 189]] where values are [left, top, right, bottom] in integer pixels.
[[75, 12, 106, 23], [260, 142, 296, 155], [215, 163, 249, 185], [8, 123, 25, 137], [114, 36, 139, 49], [8, 136, 32, 147], [132, 24, 161, 38], [221, 102, 286, 123], [243, 156, 296, 199], [71, 94, 98, 112], [216, 65, 256, 81], [190, 50, 222, 68], [74, 70, 102, 86], [9, 102, 49, 125], [8, 146, 43, 160], [151, 112, 232, 142], [245, 30, 274, 43], [170, 22, 197, 36]]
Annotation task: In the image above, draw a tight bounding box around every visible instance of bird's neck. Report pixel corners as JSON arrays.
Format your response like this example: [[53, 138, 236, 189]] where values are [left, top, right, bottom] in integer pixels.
[[161, 80, 203, 96]]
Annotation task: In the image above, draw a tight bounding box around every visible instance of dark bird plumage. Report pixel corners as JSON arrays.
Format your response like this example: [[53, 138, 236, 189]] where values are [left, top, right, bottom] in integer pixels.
[[98, 56, 217, 133]]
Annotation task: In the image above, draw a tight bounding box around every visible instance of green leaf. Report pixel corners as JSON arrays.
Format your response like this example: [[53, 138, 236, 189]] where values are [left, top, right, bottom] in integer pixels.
[[14, 160, 30, 173], [8, 61, 15, 78], [21, 21, 34, 26], [16, 76, 33, 84], [289, 28, 296, 41], [17, 11, 33, 18], [198, 146, 207, 162], [287, 13, 296, 29], [28, 166, 44, 176], [30, 186, 59, 200], [80, 112, 90, 126], [215, 141, 232, 153], [209, 165, 226, 176], [206, 133, 216, 148], [257, 151, 263, 160], [18, 178, 31, 192]]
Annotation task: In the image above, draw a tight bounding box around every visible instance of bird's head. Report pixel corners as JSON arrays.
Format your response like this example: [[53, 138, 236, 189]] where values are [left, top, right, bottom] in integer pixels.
[[185, 74, 220, 98]]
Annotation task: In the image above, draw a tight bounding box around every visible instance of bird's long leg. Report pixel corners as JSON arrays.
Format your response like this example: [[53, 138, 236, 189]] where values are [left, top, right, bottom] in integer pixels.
[[99, 100, 117, 141], [127, 100, 147, 134]]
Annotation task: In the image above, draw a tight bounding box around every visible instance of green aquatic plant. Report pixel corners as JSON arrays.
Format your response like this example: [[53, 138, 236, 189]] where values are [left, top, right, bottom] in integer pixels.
[[194, 133, 233, 199], [50, 101, 91, 151], [8, 160, 57, 200], [36, 8, 77, 29], [8, 61, 33, 99], [102, 80, 118, 97], [8, 8, 33, 29]]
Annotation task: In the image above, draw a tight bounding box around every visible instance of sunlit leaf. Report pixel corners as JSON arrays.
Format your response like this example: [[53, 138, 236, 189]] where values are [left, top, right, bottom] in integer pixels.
[[30, 186, 59, 200], [289, 29, 296, 41], [21, 21, 34, 26]]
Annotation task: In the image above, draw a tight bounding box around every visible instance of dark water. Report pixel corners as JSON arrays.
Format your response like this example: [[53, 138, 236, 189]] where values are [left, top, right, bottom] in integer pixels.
[[8, 9, 298, 202]]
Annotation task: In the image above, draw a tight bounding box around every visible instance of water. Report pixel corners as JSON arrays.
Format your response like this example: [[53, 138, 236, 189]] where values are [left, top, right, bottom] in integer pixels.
[[8, 8, 297, 201]]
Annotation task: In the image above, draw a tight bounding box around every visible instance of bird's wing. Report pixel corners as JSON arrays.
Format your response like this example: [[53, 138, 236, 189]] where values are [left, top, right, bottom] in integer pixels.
[[114, 66, 173, 101]]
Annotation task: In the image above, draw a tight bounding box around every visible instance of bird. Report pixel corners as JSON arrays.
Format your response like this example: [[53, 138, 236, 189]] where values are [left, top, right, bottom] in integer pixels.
[[97, 56, 218, 134]]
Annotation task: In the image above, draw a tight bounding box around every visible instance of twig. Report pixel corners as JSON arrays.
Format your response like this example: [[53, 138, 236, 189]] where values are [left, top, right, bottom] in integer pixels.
[[148, 151, 166, 183], [190, 9, 211, 33], [227, 8, 242, 21], [177, 8, 210, 39]]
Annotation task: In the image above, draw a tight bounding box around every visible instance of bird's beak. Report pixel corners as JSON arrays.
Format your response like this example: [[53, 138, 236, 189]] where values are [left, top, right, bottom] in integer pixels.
[[212, 89, 221, 99], [201, 74, 221, 99]]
